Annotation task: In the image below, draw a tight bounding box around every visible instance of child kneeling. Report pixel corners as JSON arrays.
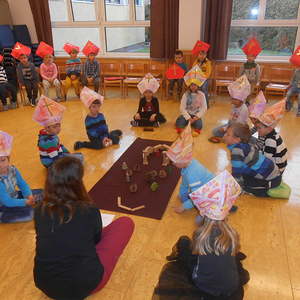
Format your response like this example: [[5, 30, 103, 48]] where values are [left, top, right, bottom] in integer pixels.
[[74, 87, 122, 150]]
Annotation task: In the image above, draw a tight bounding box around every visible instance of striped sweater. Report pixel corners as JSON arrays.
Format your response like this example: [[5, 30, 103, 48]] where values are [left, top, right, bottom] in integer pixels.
[[256, 129, 288, 173], [228, 143, 281, 185], [0, 66, 8, 83], [66, 58, 81, 77], [37, 129, 69, 168], [85, 113, 109, 142]]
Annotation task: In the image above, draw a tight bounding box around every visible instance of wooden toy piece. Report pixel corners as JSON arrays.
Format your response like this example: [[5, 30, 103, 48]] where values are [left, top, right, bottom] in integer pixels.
[[150, 181, 159, 192], [126, 173, 131, 183], [129, 183, 138, 193], [117, 196, 145, 212], [131, 205, 145, 211], [162, 151, 170, 166], [126, 169, 133, 176], [133, 164, 141, 172], [145, 171, 155, 183], [150, 170, 158, 177], [122, 162, 128, 170], [143, 127, 154, 132], [159, 169, 167, 178], [142, 146, 153, 165]]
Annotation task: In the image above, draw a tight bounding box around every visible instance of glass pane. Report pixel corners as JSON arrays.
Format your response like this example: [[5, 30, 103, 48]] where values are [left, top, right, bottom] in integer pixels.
[[71, 0, 96, 21], [105, 0, 129, 21], [232, 0, 259, 20], [228, 27, 297, 56], [135, 0, 151, 21], [105, 27, 150, 53], [48, 0, 68, 22], [265, 0, 300, 19], [52, 27, 100, 55]]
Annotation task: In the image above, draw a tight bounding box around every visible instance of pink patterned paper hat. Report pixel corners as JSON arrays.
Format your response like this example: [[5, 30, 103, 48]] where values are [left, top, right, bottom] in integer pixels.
[[184, 65, 207, 87], [0, 131, 13, 157], [189, 170, 241, 220], [165, 124, 193, 164], [33, 96, 66, 127], [80, 86, 104, 108], [258, 99, 286, 127], [249, 91, 267, 118], [228, 74, 251, 102], [137, 73, 160, 94]]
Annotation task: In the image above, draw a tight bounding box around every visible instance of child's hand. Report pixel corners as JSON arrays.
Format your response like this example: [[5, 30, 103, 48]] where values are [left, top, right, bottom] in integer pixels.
[[135, 113, 141, 120], [150, 114, 156, 122], [173, 205, 185, 214], [103, 137, 112, 147], [70, 75, 77, 80], [26, 195, 35, 206]]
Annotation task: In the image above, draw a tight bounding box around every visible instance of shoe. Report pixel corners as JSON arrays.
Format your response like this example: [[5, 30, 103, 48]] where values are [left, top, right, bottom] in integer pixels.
[[229, 205, 238, 213], [208, 136, 221, 143], [56, 97, 62, 102], [245, 100, 250, 107], [9, 102, 17, 109], [112, 129, 122, 136], [3, 105, 9, 111], [74, 141, 83, 151], [192, 129, 201, 137], [30, 99, 36, 106], [130, 120, 138, 127], [153, 121, 160, 128], [286, 101, 292, 112], [30, 102, 35, 107]]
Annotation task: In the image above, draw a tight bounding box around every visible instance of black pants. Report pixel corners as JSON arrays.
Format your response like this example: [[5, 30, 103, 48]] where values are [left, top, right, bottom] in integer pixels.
[[134, 111, 166, 126], [0, 82, 17, 105], [23, 80, 38, 103], [81, 130, 121, 149], [81, 76, 100, 92], [243, 175, 282, 197], [168, 79, 184, 95]]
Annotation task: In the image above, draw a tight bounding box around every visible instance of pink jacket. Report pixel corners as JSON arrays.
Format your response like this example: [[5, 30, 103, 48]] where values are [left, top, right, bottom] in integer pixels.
[[40, 63, 58, 81]]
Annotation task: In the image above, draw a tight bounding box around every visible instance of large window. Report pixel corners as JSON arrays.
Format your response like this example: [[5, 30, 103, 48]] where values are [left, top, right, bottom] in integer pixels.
[[48, 0, 151, 56], [228, 0, 300, 60]]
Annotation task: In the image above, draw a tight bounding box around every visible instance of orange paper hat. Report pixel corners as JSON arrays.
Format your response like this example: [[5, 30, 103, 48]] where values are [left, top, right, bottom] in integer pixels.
[[80, 86, 104, 108], [242, 38, 262, 57], [189, 170, 241, 220], [258, 99, 286, 127], [0, 55, 3, 63], [290, 46, 300, 67], [0, 131, 13, 157], [11, 42, 31, 59], [184, 65, 207, 87], [36, 41, 54, 58], [33, 96, 66, 127], [82, 40, 100, 56], [249, 91, 267, 118], [63, 43, 80, 54], [166, 124, 193, 164], [165, 64, 185, 80], [137, 73, 160, 94], [228, 74, 251, 101], [192, 40, 210, 56]]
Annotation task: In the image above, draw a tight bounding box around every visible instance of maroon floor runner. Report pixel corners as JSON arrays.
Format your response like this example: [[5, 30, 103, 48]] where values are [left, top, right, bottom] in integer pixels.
[[89, 138, 181, 220]]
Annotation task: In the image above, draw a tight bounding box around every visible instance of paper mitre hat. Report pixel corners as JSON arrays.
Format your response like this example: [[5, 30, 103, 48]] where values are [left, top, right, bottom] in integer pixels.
[[165, 64, 185, 80], [189, 170, 241, 220], [165, 124, 193, 164], [137, 73, 160, 94], [290, 46, 300, 67], [33, 96, 66, 127], [11, 42, 31, 59], [192, 40, 210, 56], [184, 65, 207, 87], [80, 86, 104, 108], [249, 91, 267, 118], [258, 99, 286, 127], [0, 131, 13, 157], [0, 55, 3, 63], [82, 40, 100, 56], [63, 43, 80, 54], [36, 41, 54, 58], [228, 74, 251, 101], [242, 37, 262, 57]]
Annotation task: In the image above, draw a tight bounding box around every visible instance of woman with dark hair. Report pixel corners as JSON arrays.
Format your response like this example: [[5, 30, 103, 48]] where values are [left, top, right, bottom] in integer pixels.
[[33, 156, 134, 300]]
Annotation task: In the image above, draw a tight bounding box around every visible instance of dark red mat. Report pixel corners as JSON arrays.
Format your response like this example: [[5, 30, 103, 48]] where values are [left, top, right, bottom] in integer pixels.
[[89, 138, 181, 220]]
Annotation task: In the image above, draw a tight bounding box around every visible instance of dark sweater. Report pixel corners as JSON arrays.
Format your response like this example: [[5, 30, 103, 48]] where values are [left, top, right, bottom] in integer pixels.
[[137, 96, 160, 114], [33, 205, 104, 300]]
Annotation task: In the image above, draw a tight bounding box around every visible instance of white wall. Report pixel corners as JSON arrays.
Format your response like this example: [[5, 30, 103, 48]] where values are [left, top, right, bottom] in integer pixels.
[[7, 0, 38, 43], [178, 0, 204, 50]]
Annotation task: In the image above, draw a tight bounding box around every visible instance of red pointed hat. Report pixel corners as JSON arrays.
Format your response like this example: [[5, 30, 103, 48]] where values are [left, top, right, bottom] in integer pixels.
[[0, 55, 3, 63], [82, 40, 100, 56], [290, 46, 300, 67], [192, 40, 210, 56], [63, 43, 80, 54], [242, 38, 262, 57], [11, 42, 31, 59], [36, 41, 54, 58], [165, 64, 185, 79]]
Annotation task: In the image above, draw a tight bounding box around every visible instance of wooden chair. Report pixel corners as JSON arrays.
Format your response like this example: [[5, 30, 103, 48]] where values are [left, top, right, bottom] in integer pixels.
[[102, 62, 124, 97], [123, 62, 146, 97], [147, 61, 166, 99], [265, 67, 293, 98], [213, 63, 235, 95]]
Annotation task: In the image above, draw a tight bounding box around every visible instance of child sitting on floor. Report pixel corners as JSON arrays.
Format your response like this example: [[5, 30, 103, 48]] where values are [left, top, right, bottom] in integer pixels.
[[74, 87, 122, 150], [153, 171, 249, 300], [62, 43, 81, 100], [81, 41, 101, 93], [224, 122, 290, 198], [33, 95, 83, 168], [209, 75, 250, 143], [175, 66, 207, 137], [0, 131, 42, 223], [131, 74, 166, 127]]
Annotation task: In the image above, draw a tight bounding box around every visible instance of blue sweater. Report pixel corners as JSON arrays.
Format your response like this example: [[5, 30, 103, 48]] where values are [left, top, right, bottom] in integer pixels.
[[85, 113, 109, 142], [180, 159, 214, 210], [0, 166, 31, 207]]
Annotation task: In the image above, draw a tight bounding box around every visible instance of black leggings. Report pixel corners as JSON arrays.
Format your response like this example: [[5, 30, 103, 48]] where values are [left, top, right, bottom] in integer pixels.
[[134, 111, 166, 126], [81, 130, 121, 149], [0, 82, 17, 105]]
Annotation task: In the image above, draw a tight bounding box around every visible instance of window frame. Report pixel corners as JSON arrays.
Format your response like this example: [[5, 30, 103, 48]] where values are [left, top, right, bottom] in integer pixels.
[[228, 0, 300, 62], [49, 0, 151, 57]]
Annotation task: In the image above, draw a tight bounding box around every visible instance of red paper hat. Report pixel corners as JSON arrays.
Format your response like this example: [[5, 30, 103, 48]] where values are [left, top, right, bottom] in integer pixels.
[[11, 42, 31, 59], [192, 40, 210, 56], [82, 40, 100, 56], [165, 64, 185, 79], [290, 46, 300, 67], [242, 38, 262, 57], [0, 55, 3, 63], [36, 41, 54, 58], [63, 43, 80, 54]]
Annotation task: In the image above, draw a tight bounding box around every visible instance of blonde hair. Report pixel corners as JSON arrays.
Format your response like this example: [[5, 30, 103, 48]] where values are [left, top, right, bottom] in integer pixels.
[[192, 216, 240, 256]]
